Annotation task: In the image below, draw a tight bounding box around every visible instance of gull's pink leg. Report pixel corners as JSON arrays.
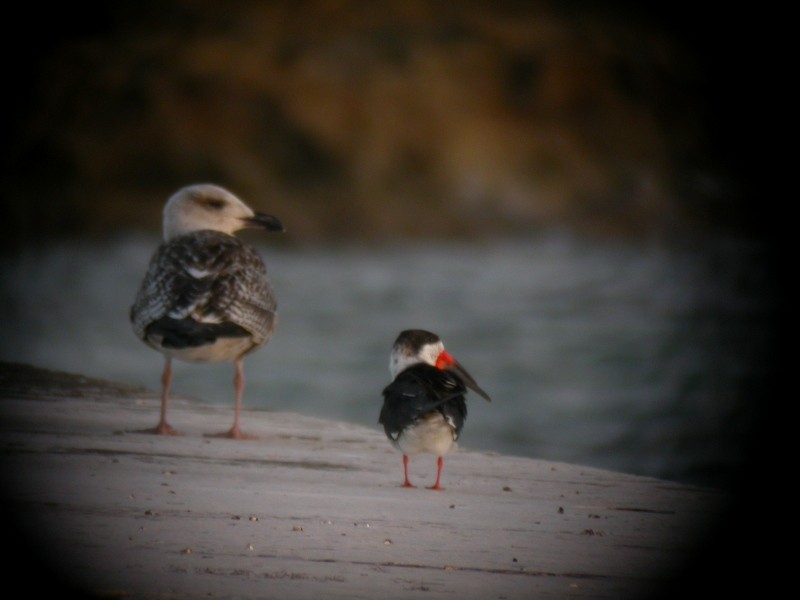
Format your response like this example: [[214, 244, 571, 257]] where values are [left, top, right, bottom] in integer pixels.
[[206, 359, 257, 440], [140, 357, 181, 435]]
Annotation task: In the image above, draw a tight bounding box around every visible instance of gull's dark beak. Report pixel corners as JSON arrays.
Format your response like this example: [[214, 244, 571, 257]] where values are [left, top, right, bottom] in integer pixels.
[[243, 212, 285, 233], [436, 351, 492, 402]]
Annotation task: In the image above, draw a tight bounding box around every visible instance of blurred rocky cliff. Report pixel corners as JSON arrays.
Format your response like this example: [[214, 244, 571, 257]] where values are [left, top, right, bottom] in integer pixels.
[[2, 1, 759, 248]]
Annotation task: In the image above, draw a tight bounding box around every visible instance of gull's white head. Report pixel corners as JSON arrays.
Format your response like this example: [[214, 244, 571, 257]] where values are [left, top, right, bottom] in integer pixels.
[[162, 184, 284, 240]]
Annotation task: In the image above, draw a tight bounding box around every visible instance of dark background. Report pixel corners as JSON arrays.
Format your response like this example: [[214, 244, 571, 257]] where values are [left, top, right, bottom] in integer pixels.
[[1, 1, 771, 248]]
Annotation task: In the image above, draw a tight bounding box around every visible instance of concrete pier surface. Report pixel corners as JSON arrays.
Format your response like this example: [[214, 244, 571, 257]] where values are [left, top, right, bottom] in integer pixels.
[[0, 363, 755, 598]]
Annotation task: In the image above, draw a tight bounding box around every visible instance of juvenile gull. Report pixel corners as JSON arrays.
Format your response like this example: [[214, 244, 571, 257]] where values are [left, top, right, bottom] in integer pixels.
[[379, 329, 492, 490], [130, 184, 284, 439]]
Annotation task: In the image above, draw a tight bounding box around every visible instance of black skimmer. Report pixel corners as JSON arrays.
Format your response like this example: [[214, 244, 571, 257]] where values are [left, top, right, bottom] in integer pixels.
[[379, 329, 491, 490], [130, 183, 284, 439]]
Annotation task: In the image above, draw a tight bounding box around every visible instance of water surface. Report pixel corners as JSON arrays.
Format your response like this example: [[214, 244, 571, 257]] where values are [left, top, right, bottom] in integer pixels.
[[0, 233, 773, 488]]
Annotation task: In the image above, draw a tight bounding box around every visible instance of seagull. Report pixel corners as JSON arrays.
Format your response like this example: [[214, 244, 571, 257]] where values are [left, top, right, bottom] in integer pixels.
[[130, 183, 284, 439], [379, 329, 491, 490]]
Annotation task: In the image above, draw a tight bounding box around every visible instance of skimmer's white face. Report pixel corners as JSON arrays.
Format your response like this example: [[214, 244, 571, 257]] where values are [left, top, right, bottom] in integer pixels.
[[389, 340, 444, 379]]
